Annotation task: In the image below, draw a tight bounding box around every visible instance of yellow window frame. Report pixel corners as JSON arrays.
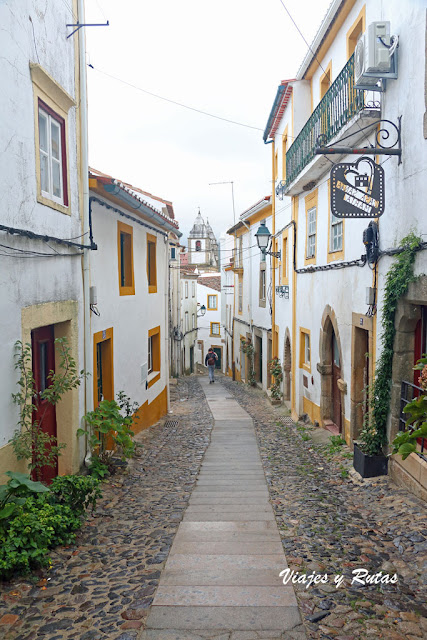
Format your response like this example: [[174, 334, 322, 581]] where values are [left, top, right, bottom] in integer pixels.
[[210, 322, 221, 337], [207, 294, 218, 310], [117, 221, 135, 296], [147, 325, 161, 388], [327, 179, 345, 262], [299, 327, 311, 373], [147, 232, 157, 294], [304, 189, 318, 266]]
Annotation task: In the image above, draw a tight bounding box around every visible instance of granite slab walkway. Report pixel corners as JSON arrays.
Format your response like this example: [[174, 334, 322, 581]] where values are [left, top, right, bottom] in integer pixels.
[[141, 377, 305, 640]]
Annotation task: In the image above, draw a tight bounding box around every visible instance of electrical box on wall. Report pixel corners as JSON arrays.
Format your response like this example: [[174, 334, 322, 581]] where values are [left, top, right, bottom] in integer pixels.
[[141, 362, 148, 383], [366, 287, 375, 305], [90, 286, 97, 305]]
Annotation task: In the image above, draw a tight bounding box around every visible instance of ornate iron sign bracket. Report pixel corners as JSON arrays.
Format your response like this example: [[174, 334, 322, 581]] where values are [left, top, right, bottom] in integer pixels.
[[315, 117, 402, 165]]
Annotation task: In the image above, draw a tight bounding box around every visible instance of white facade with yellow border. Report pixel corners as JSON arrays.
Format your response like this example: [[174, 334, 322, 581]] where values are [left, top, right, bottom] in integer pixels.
[[0, 0, 86, 482]]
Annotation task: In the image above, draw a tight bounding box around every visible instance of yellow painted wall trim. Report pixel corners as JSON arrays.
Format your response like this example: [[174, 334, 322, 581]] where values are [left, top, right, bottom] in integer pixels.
[[133, 386, 167, 432], [32, 78, 72, 216], [30, 63, 76, 112], [282, 230, 289, 285], [210, 322, 221, 337], [346, 5, 366, 59], [244, 204, 272, 227], [305, 0, 359, 79], [148, 326, 161, 388], [319, 60, 333, 100], [291, 197, 298, 415], [282, 125, 288, 181], [147, 232, 158, 294], [117, 220, 135, 296], [303, 397, 321, 425], [327, 179, 345, 262], [299, 327, 311, 373], [21, 300, 80, 476], [207, 294, 218, 310], [89, 178, 98, 189], [304, 189, 318, 266], [93, 327, 114, 407]]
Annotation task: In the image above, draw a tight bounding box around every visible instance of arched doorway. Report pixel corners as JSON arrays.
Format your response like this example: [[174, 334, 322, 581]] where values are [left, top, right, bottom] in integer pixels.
[[331, 330, 342, 431], [319, 307, 344, 434], [283, 331, 291, 402]]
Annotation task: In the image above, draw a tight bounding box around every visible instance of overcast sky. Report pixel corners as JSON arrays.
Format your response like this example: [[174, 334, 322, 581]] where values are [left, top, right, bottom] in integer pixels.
[[85, 0, 331, 243]]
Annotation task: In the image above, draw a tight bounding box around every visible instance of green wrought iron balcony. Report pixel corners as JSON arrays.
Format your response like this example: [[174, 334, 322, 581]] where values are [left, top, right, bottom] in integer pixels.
[[284, 54, 366, 189]]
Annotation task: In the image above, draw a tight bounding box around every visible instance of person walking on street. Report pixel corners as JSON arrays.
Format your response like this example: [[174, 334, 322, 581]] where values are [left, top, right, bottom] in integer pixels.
[[205, 347, 218, 383]]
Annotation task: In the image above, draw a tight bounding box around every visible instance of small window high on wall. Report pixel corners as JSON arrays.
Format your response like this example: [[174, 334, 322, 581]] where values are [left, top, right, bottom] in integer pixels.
[[117, 221, 135, 296], [147, 233, 157, 293], [195, 240, 201, 251], [38, 100, 68, 206]]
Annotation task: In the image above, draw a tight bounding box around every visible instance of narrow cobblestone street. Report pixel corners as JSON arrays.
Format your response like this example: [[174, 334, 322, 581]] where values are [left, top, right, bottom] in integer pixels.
[[1, 375, 426, 640]]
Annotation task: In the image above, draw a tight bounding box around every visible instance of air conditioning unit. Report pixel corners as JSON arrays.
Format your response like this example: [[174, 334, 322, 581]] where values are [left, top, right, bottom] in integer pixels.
[[354, 22, 392, 87]]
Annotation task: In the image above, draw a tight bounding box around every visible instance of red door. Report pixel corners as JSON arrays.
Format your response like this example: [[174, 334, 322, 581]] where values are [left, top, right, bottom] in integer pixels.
[[332, 331, 342, 432], [31, 325, 58, 484]]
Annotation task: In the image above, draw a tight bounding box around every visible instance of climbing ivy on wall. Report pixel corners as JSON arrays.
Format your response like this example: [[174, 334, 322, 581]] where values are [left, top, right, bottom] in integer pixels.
[[360, 233, 422, 456], [241, 339, 256, 387]]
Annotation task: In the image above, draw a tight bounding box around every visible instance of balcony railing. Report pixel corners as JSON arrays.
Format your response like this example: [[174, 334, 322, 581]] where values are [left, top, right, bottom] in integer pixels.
[[232, 248, 243, 270], [400, 380, 426, 461], [285, 53, 365, 188]]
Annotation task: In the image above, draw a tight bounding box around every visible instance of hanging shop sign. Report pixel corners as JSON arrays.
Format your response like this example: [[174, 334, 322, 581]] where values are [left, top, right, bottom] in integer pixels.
[[330, 156, 384, 218]]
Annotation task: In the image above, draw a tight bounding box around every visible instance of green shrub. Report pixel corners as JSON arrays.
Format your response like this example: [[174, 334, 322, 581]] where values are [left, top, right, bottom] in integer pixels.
[[88, 456, 110, 480], [78, 391, 138, 468], [0, 495, 81, 579], [49, 474, 102, 514], [0, 471, 49, 522]]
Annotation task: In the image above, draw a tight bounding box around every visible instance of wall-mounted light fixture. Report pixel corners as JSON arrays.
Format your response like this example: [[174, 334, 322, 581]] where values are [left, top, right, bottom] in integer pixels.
[[255, 222, 281, 258]]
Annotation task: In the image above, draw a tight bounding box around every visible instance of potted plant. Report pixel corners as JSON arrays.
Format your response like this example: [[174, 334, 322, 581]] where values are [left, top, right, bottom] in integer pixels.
[[354, 233, 421, 478]]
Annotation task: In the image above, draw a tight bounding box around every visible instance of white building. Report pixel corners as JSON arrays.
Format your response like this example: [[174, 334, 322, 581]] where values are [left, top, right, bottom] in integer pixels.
[[88, 169, 181, 431], [196, 274, 223, 371], [188, 210, 219, 270], [220, 233, 235, 376], [178, 268, 199, 375], [0, 0, 88, 482], [263, 0, 427, 498], [226, 198, 274, 390]]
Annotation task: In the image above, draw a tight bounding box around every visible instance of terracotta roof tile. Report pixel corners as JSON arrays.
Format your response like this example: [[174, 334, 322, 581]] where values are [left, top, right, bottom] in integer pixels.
[[198, 275, 221, 292], [89, 167, 178, 228]]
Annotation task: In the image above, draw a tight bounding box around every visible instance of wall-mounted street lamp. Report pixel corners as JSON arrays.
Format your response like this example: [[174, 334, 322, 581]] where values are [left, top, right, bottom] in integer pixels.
[[255, 221, 281, 258], [197, 304, 206, 317]]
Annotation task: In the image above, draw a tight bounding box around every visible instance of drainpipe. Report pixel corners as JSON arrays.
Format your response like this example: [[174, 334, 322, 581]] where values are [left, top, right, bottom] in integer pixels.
[[271, 140, 277, 360], [78, 0, 92, 459], [165, 236, 171, 412]]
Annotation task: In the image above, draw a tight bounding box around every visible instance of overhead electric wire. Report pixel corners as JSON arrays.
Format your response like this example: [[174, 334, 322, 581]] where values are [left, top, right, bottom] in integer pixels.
[[89, 65, 264, 132], [277, 0, 327, 75]]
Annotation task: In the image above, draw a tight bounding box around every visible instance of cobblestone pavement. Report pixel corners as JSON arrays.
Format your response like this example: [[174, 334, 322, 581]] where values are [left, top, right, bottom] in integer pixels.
[[0, 377, 213, 640], [1, 374, 426, 640], [220, 376, 427, 640]]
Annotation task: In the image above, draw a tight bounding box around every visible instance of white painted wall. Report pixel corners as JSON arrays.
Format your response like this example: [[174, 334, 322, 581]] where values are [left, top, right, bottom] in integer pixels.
[[0, 1, 85, 457], [220, 233, 235, 374], [271, 0, 427, 429], [189, 238, 208, 265], [196, 278, 222, 368], [180, 276, 198, 373], [90, 196, 168, 409]]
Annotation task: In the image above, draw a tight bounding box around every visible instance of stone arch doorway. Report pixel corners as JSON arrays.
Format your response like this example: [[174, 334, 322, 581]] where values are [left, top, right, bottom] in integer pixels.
[[283, 329, 292, 402], [318, 306, 345, 434]]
